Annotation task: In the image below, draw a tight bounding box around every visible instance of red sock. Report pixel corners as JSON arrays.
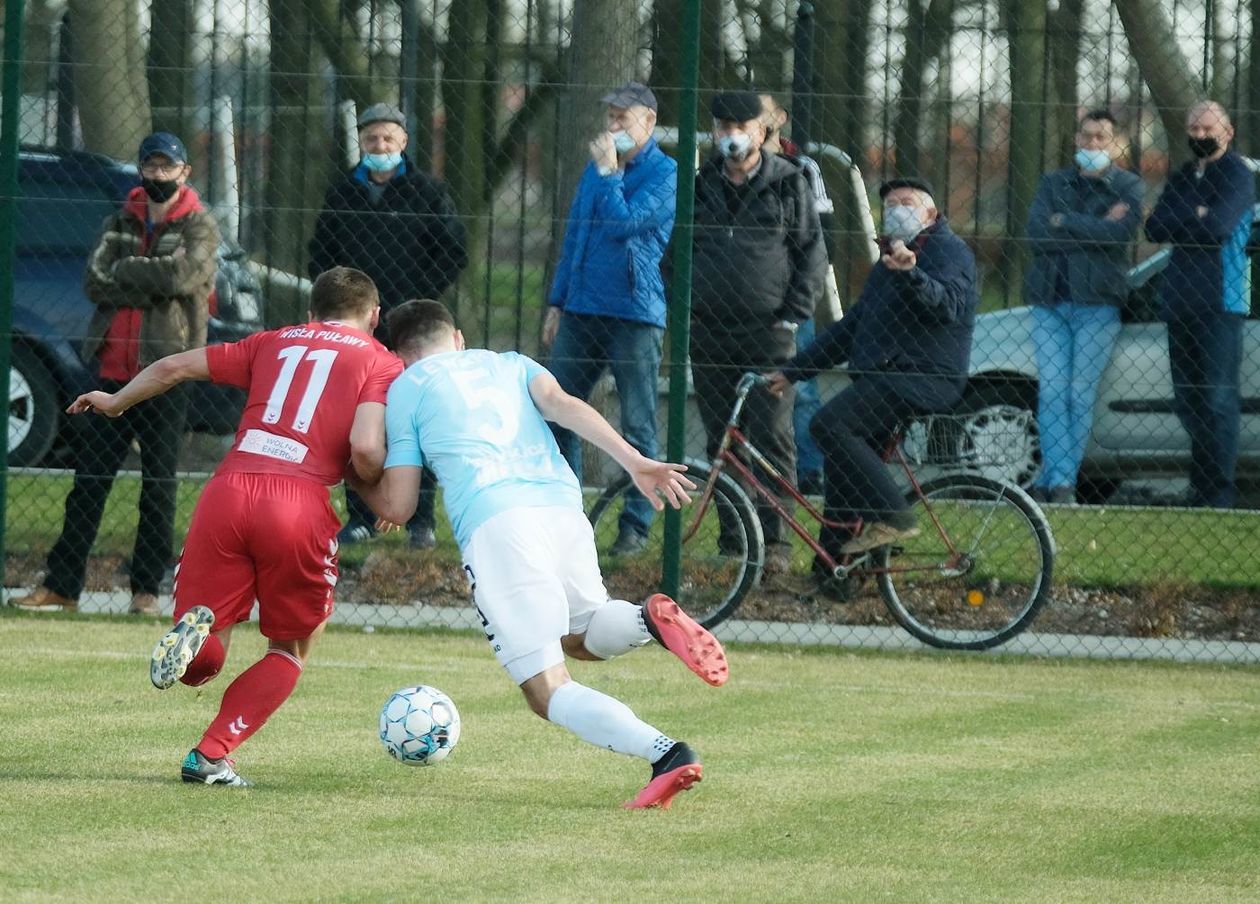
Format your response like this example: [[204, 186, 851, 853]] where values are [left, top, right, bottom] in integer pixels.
[[180, 632, 226, 687], [197, 649, 303, 760]]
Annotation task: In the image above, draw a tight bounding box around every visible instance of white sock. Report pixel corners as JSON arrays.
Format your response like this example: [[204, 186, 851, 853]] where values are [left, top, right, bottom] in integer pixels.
[[546, 680, 673, 762], [581, 599, 652, 660]]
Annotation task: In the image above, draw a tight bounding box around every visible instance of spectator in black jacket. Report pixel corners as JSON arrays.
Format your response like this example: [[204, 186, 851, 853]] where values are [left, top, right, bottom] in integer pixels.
[[309, 102, 468, 548], [690, 90, 827, 574], [768, 177, 977, 576], [1145, 100, 1255, 509]]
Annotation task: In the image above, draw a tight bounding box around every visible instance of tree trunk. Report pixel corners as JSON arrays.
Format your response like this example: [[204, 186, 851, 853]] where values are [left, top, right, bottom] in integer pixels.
[[1048, 0, 1083, 165], [69, 0, 150, 159], [814, 0, 874, 296], [1246, 0, 1260, 153], [1004, 0, 1047, 299], [148, 0, 193, 140], [649, 0, 683, 127], [1114, 0, 1201, 152], [266, 0, 325, 325], [304, 0, 390, 112], [893, 0, 952, 176]]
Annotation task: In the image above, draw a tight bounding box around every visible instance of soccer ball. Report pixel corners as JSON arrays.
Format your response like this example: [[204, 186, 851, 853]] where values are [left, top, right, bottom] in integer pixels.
[[379, 685, 461, 766]]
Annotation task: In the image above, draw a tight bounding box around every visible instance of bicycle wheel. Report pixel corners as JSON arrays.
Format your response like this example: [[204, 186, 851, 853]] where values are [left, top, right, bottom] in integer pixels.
[[875, 474, 1055, 650], [588, 460, 763, 629]]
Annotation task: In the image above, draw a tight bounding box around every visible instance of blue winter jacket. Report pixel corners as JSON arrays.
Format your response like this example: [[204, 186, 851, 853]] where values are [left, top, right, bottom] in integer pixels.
[[1145, 149, 1254, 319], [548, 138, 677, 328]]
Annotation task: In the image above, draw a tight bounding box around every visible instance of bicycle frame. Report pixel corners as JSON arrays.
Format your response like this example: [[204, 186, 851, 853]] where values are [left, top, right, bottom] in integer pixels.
[[684, 373, 966, 580]]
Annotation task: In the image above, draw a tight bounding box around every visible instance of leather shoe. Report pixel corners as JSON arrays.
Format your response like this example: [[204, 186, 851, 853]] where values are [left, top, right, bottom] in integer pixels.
[[11, 586, 77, 611], [128, 592, 160, 616], [408, 526, 437, 550], [609, 529, 648, 556]]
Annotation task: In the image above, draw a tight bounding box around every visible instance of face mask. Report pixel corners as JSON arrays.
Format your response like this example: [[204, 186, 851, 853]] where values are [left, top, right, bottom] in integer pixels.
[[718, 132, 754, 161], [1187, 136, 1220, 159], [883, 204, 925, 243], [141, 178, 180, 203], [1074, 148, 1111, 173], [612, 130, 637, 155], [362, 152, 403, 172]]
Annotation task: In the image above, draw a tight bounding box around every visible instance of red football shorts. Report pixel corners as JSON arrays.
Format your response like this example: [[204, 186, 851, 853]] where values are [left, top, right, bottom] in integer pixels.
[[173, 472, 341, 640]]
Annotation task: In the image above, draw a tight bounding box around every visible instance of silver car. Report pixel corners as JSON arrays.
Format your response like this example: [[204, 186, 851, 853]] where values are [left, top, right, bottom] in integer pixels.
[[952, 249, 1260, 501]]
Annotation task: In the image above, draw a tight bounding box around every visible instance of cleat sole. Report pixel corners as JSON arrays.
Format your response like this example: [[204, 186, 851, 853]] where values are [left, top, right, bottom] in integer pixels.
[[150, 606, 215, 690], [645, 594, 729, 687]]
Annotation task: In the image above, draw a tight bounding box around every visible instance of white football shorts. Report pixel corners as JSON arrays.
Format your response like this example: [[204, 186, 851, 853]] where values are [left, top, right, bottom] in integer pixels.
[[461, 505, 610, 684]]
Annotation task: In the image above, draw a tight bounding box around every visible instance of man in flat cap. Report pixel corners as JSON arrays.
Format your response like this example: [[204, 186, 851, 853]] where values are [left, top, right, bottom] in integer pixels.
[[767, 177, 977, 590], [690, 89, 826, 574], [543, 81, 677, 556], [309, 102, 468, 549]]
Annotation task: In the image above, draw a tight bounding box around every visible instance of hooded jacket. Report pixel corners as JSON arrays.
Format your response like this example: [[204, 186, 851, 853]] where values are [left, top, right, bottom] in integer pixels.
[[83, 185, 219, 375]]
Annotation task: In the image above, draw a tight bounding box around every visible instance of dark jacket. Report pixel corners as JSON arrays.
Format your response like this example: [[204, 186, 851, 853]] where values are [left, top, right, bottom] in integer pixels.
[[549, 138, 677, 328], [308, 155, 468, 309], [1025, 165, 1144, 307], [82, 185, 218, 369], [782, 217, 977, 411], [1146, 149, 1255, 318], [690, 151, 827, 336]]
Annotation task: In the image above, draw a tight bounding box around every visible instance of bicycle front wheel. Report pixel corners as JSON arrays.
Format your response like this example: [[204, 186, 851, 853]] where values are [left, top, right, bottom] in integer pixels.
[[875, 474, 1055, 650], [588, 460, 763, 629]]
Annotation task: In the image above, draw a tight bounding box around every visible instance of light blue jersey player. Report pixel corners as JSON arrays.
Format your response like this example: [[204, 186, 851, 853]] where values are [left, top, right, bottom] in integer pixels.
[[353, 300, 728, 810]]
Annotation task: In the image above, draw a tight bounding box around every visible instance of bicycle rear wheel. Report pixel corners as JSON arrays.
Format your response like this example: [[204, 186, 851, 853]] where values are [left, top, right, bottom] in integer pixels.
[[875, 474, 1054, 650], [588, 460, 763, 629]]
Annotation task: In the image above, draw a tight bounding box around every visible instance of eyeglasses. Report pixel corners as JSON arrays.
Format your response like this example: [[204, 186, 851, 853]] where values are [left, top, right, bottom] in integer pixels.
[[140, 161, 184, 177]]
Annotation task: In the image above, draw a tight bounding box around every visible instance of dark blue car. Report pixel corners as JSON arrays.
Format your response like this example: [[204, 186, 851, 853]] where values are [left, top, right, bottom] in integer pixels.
[[9, 147, 264, 466]]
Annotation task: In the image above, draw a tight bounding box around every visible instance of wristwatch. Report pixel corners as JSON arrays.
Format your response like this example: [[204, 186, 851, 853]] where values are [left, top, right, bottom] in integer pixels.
[[773, 320, 799, 333]]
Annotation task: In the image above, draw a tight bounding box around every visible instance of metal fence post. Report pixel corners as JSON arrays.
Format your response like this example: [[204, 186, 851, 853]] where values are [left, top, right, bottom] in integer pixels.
[[662, 0, 702, 597], [0, 0, 29, 595]]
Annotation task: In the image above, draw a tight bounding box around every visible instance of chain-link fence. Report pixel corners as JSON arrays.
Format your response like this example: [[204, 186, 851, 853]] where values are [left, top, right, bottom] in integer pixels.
[[2, 0, 1259, 662]]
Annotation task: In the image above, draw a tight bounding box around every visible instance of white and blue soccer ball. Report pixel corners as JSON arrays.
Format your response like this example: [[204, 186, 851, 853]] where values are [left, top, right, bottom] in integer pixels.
[[379, 685, 461, 766]]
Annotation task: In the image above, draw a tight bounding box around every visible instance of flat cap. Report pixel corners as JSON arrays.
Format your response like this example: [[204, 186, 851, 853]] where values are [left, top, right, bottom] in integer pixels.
[[879, 176, 936, 199], [710, 91, 764, 124], [357, 102, 407, 130], [601, 82, 658, 112]]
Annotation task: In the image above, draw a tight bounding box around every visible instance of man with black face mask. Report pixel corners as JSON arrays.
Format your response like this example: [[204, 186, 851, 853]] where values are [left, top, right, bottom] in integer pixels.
[[1146, 100, 1255, 509], [690, 90, 827, 574], [13, 131, 218, 616]]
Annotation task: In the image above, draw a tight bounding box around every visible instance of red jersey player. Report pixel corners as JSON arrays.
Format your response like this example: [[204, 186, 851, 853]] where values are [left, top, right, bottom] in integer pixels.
[[66, 267, 402, 786]]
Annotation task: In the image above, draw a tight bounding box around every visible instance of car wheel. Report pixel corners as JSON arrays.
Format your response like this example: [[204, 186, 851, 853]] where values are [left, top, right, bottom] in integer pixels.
[[952, 382, 1040, 487], [8, 344, 60, 467]]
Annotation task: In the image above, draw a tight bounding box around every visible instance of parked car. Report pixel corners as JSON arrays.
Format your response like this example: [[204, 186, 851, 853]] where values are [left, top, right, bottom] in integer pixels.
[[946, 250, 1260, 501], [8, 147, 264, 467]]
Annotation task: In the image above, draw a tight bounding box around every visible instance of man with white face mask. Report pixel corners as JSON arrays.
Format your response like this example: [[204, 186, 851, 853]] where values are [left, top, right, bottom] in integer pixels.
[[690, 90, 827, 575], [544, 82, 677, 556], [766, 177, 976, 590], [1024, 110, 1144, 505], [309, 102, 468, 550]]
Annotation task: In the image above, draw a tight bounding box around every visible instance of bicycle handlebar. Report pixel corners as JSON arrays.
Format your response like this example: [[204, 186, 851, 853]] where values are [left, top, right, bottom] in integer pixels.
[[735, 372, 769, 397]]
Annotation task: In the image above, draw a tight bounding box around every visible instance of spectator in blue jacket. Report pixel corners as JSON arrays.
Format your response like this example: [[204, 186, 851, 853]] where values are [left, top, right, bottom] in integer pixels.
[[1146, 100, 1255, 509], [1025, 110, 1145, 505], [543, 82, 678, 554], [767, 178, 977, 578]]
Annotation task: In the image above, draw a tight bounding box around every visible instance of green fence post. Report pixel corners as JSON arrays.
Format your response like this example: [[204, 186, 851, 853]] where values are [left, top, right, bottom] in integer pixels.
[[0, 0, 29, 597], [662, 0, 702, 597]]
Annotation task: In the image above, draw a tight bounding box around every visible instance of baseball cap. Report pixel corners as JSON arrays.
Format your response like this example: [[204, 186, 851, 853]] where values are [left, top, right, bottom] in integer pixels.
[[710, 91, 764, 124], [137, 132, 188, 165], [357, 103, 407, 131], [879, 176, 936, 200], [601, 82, 658, 112]]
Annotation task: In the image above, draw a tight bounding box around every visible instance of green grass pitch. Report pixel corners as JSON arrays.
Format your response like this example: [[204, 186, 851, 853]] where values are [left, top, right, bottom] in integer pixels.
[[3, 612, 1259, 902]]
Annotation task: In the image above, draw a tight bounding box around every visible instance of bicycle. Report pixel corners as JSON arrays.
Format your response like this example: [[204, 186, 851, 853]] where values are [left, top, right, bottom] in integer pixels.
[[589, 372, 1056, 650]]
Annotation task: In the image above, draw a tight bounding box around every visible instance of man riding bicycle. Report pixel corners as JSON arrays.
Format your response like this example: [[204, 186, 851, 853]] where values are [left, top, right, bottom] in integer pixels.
[[767, 177, 978, 583]]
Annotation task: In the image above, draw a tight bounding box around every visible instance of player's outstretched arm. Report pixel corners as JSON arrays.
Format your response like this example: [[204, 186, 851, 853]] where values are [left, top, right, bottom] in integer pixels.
[[528, 371, 695, 510], [66, 348, 210, 417]]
